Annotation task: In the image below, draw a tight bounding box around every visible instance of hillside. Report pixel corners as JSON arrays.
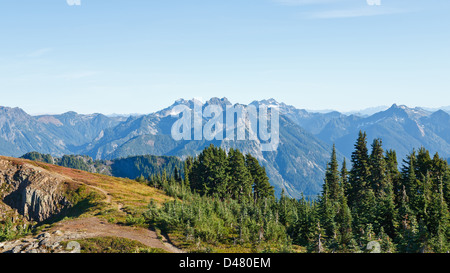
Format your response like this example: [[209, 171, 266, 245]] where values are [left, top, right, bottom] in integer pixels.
[[20, 152, 184, 181], [0, 156, 180, 253]]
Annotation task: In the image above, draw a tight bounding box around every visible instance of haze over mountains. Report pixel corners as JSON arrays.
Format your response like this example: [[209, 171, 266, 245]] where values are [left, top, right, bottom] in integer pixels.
[[1, 98, 450, 198]]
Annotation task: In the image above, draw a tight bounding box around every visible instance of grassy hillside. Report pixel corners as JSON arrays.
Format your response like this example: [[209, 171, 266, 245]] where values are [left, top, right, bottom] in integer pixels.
[[0, 156, 176, 252]]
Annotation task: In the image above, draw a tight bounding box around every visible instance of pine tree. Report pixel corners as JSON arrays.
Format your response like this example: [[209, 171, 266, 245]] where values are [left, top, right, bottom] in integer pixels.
[[318, 182, 336, 240], [294, 196, 318, 246], [376, 174, 398, 238], [325, 145, 341, 201], [396, 184, 420, 252], [348, 131, 375, 235], [426, 175, 450, 252], [174, 167, 180, 182], [378, 227, 396, 253], [401, 151, 421, 215], [184, 156, 193, 188], [245, 154, 275, 202], [348, 131, 371, 208], [335, 190, 353, 251], [319, 146, 341, 240], [189, 145, 229, 197], [385, 149, 402, 204], [227, 148, 253, 203], [341, 159, 350, 197], [369, 138, 386, 193], [368, 139, 398, 236], [310, 222, 327, 253]]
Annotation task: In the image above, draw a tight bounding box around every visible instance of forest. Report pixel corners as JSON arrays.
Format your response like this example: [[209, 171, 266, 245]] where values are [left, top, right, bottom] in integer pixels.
[[144, 132, 450, 253]]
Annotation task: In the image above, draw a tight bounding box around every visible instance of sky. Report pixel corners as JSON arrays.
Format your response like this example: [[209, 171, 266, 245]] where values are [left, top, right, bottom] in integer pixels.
[[0, 0, 449, 115]]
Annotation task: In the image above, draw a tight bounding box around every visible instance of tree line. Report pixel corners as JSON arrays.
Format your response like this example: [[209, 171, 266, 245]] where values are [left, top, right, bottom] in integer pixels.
[[309, 131, 450, 252], [144, 133, 450, 253], [19, 135, 450, 252]]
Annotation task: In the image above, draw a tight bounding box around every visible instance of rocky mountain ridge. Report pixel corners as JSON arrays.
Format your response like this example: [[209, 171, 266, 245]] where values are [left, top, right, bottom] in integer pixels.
[[1, 98, 450, 197]]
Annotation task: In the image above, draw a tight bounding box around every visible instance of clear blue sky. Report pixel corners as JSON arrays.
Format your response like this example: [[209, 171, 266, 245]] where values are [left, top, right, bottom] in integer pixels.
[[0, 0, 449, 115]]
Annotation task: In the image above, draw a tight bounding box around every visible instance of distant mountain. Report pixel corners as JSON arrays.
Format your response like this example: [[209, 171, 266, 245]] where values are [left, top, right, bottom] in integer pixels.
[[0, 106, 66, 157], [422, 106, 450, 114], [0, 107, 125, 157], [81, 98, 334, 198], [3, 99, 450, 198], [306, 106, 390, 117], [343, 106, 390, 117], [36, 111, 125, 152], [285, 103, 450, 161]]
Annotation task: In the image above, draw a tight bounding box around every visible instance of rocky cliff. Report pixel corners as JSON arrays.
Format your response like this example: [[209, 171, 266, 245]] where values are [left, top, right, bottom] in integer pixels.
[[0, 157, 72, 223]]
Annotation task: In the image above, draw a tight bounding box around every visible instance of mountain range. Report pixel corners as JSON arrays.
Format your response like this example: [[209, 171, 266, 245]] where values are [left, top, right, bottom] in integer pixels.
[[1, 98, 450, 198]]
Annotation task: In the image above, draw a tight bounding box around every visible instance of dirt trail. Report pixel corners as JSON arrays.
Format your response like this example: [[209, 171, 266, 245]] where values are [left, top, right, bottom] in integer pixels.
[[51, 217, 184, 253], [31, 163, 184, 253]]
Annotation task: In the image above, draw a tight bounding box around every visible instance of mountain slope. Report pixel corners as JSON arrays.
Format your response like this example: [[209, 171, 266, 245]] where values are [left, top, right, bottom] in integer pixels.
[[36, 111, 125, 151], [0, 107, 125, 157], [0, 107, 67, 157], [3, 99, 450, 198], [80, 98, 334, 198], [283, 103, 450, 161]]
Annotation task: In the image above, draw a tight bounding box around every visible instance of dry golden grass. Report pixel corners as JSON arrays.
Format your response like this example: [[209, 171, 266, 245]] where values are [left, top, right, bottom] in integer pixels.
[[2, 156, 173, 220]]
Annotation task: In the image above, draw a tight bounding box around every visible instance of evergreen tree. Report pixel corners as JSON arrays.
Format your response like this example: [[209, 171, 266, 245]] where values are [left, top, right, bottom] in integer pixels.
[[341, 159, 350, 197], [189, 145, 229, 197], [348, 131, 376, 234], [325, 145, 341, 201], [293, 196, 318, 246], [401, 151, 421, 215], [184, 156, 193, 188], [368, 139, 398, 236], [348, 131, 371, 208], [335, 190, 354, 251], [396, 184, 420, 252], [318, 146, 341, 240], [385, 149, 402, 204], [227, 148, 253, 203], [369, 138, 387, 193], [245, 154, 275, 202]]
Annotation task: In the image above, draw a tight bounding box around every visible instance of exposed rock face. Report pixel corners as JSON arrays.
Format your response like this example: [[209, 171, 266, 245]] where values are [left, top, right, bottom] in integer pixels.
[[0, 158, 72, 222]]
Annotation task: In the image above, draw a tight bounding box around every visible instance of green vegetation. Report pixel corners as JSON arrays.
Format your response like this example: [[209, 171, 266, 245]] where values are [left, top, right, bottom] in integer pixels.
[[15, 135, 450, 253], [52, 184, 105, 223], [144, 145, 287, 252], [63, 236, 168, 253], [21, 152, 100, 173], [111, 155, 183, 181], [20, 152, 184, 181], [144, 137, 450, 253], [305, 131, 450, 252], [0, 218, 32, 242]]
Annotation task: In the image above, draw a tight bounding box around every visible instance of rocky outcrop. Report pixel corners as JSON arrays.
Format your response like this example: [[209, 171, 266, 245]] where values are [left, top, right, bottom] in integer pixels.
[[0, 158, 72, 222], [0, 230, 83, 253]]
